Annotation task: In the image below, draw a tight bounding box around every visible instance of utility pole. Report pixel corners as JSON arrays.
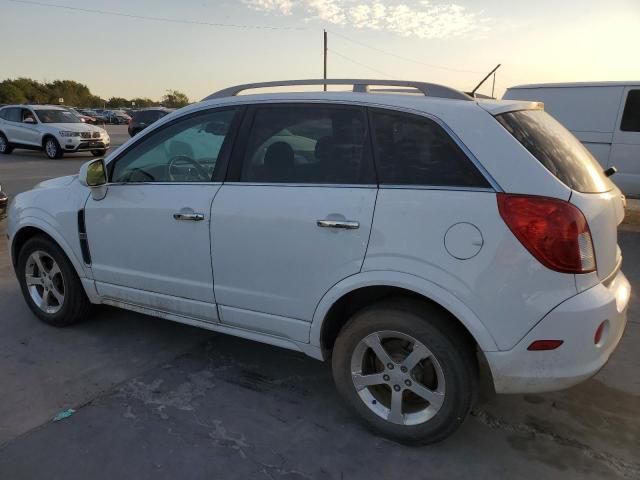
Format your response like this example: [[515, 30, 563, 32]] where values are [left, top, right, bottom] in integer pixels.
[[323, 29, 327, 91]]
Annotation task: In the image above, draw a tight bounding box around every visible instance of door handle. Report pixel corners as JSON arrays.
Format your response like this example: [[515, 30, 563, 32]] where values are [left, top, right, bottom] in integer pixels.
[[173, 212, 205, 221], [317, 219, 360, 229]]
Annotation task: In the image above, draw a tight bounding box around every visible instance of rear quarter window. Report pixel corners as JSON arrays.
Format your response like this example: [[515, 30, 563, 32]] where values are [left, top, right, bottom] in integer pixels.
[[495, 109, 613, 193], [369, 109, 490, 188]]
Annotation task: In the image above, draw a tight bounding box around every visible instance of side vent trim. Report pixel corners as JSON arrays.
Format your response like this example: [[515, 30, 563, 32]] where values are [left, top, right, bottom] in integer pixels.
[[77, 209, 92, 265]]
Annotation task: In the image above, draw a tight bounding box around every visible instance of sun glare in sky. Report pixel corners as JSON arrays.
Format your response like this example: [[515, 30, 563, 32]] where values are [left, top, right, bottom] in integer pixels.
[[1, 0, 639, 100]]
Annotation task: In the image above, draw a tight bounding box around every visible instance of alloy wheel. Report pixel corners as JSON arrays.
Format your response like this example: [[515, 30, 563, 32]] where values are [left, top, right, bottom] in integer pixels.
[[350, 330, 446, 426], [45, 139, 58, 158], [25, 250, 65, 314]]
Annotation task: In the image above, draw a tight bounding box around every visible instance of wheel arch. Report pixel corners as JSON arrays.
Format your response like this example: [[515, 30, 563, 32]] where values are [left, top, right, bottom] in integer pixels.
[[41, 133, 57, 148], [11, 220, 85, 277], [310, 271, 498, 359]]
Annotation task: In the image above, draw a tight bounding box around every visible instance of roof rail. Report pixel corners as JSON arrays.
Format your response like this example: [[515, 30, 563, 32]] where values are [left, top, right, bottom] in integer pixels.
[[203, 79, 472, 101]]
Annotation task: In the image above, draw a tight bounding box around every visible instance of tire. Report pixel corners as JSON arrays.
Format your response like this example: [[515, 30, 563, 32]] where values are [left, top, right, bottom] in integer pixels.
[[332, 298, 477, 444], [17, 235, 91, 327], [43, 136, 63, 159], [91, 149, 107, 156], [0, 132, 14, 154]]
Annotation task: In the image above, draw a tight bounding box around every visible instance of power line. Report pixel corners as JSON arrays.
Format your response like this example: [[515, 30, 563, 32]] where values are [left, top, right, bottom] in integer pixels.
[[328, 48, 392, 79], [7, 0, 308, 31], [329, 30, 485, 74]]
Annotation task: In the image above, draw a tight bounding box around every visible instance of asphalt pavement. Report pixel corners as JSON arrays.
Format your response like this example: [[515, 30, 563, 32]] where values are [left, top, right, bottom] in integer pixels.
[[0, 126, 638, 479]]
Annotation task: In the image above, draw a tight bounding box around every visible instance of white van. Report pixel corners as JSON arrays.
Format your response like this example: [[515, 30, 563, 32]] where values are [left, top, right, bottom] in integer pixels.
[[504, 82, 640, 197]]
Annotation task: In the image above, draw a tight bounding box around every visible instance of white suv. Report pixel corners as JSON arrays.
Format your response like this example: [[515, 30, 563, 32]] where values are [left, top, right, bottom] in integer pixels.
[[6, 80, 631, 444], [0, 105, 110, 158]]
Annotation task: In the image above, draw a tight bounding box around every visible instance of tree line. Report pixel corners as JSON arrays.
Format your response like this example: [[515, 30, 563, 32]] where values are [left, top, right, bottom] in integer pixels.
[[0, 78, 190, 108]]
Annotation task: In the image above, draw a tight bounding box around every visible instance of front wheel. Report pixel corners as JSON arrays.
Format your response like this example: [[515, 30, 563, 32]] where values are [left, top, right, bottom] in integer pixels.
[[44, 137, 63, 159], [332, 299, 477, 444], [91, 149, 107, 156], [17, 236, 91, 326]]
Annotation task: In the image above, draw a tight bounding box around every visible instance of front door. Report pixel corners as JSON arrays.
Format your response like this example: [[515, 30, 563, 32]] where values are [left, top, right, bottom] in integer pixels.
[[16, 108, 41, 146], [212, 104, 377, 339], [84, 107, 240, 321], [611, 87, 640, 196]]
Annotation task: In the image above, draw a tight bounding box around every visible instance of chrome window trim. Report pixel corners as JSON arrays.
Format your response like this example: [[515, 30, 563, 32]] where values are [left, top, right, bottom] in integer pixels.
[[106, 181, 224, 187], [379, 185, 495, 193], [222, 182, 377, 189]]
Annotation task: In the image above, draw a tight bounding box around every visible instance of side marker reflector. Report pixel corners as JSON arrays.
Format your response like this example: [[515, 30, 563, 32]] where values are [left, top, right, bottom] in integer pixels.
[[527, 340, 564, 351]]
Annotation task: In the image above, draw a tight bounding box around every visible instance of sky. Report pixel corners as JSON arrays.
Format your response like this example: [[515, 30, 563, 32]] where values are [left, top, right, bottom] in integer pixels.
[[1, 0, 639, 102]]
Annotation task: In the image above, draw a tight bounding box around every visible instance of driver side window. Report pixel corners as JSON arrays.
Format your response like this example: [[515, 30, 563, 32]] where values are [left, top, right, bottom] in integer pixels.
[[111, 108, 237, 183]]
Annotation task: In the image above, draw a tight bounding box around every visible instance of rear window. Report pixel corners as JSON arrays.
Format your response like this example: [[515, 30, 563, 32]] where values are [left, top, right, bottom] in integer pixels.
[[495, 109, 613, 193]]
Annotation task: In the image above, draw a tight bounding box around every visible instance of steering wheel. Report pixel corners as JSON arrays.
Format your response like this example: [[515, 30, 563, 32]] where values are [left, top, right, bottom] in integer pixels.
[[124, 167, 155, 182], [168, 155, 209, 181]]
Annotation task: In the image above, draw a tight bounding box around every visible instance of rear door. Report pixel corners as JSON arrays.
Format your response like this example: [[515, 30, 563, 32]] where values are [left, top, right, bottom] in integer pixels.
[[611, 87, 640, 196], [2, 107, 23, 143], [211, 103, 377, 339]]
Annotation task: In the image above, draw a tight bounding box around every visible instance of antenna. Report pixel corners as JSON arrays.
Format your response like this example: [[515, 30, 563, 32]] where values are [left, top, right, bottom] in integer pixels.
[[471, 64, 501, 96]]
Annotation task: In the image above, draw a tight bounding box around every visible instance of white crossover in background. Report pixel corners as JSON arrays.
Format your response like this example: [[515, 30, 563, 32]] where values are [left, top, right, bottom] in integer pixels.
[[0, 104, 110, 159]]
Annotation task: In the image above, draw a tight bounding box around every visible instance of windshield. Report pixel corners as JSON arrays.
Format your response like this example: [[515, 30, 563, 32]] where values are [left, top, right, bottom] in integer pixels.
[[35, 110, 82, 124], [495, 109, 613, 193]]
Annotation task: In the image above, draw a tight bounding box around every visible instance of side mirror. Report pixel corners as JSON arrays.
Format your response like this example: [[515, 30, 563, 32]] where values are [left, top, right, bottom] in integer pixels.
[[23, 117, 36, 124], [79, 158, 107, 187]]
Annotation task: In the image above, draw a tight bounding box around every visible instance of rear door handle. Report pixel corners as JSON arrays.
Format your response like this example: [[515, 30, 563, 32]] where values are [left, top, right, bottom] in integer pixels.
[[173, 212, 205, 221], [317, 219, 360, 229]]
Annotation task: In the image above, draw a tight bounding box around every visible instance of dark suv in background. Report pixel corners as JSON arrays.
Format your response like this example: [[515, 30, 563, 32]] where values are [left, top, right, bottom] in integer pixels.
[[128, 108, 173, 137]]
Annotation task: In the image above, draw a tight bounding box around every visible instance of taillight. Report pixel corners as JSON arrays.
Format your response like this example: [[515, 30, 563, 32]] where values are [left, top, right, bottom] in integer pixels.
[[497, 193, 596, 274]]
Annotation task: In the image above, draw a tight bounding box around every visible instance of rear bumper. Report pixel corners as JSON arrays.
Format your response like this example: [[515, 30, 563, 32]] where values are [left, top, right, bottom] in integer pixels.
[[486, 269, 630, 393]]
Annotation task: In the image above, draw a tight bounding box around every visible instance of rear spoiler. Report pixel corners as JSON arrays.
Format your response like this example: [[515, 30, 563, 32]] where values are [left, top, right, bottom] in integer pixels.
[[477, 100, 544, 116]]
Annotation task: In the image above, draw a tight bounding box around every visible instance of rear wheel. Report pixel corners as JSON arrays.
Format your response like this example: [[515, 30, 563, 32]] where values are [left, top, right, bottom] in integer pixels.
[[332, 299, 477, 444], [44, 137, 63, 159], [0, 133, 14, 154], [17, 236, 91, 326]]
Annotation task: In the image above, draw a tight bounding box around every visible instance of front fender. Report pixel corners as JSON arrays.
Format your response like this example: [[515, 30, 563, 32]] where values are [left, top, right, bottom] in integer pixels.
[[10, 214, 89, 279], [309, 270, 499, 354]]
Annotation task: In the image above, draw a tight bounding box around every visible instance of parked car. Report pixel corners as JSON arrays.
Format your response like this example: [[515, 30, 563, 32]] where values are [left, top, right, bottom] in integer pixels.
[[103, 110, 131, 125], [128, 107, 173, 136], [0, 105, 110, 158], [79, 109, 108, 124], [0, 183, 7, 220], [503, 81, 640, 198], [63, 107, 97, 125], [6, 79, 630, 444]]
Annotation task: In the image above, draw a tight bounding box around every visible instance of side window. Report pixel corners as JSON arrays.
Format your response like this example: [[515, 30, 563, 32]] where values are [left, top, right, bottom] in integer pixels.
[[240, 105, 374, 184], [620, 90, 640, 132], [369, 110, 490, 188], [111, 108, 237, 183], [21, 109, 36, 123], [6, 108, 22, 123]]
